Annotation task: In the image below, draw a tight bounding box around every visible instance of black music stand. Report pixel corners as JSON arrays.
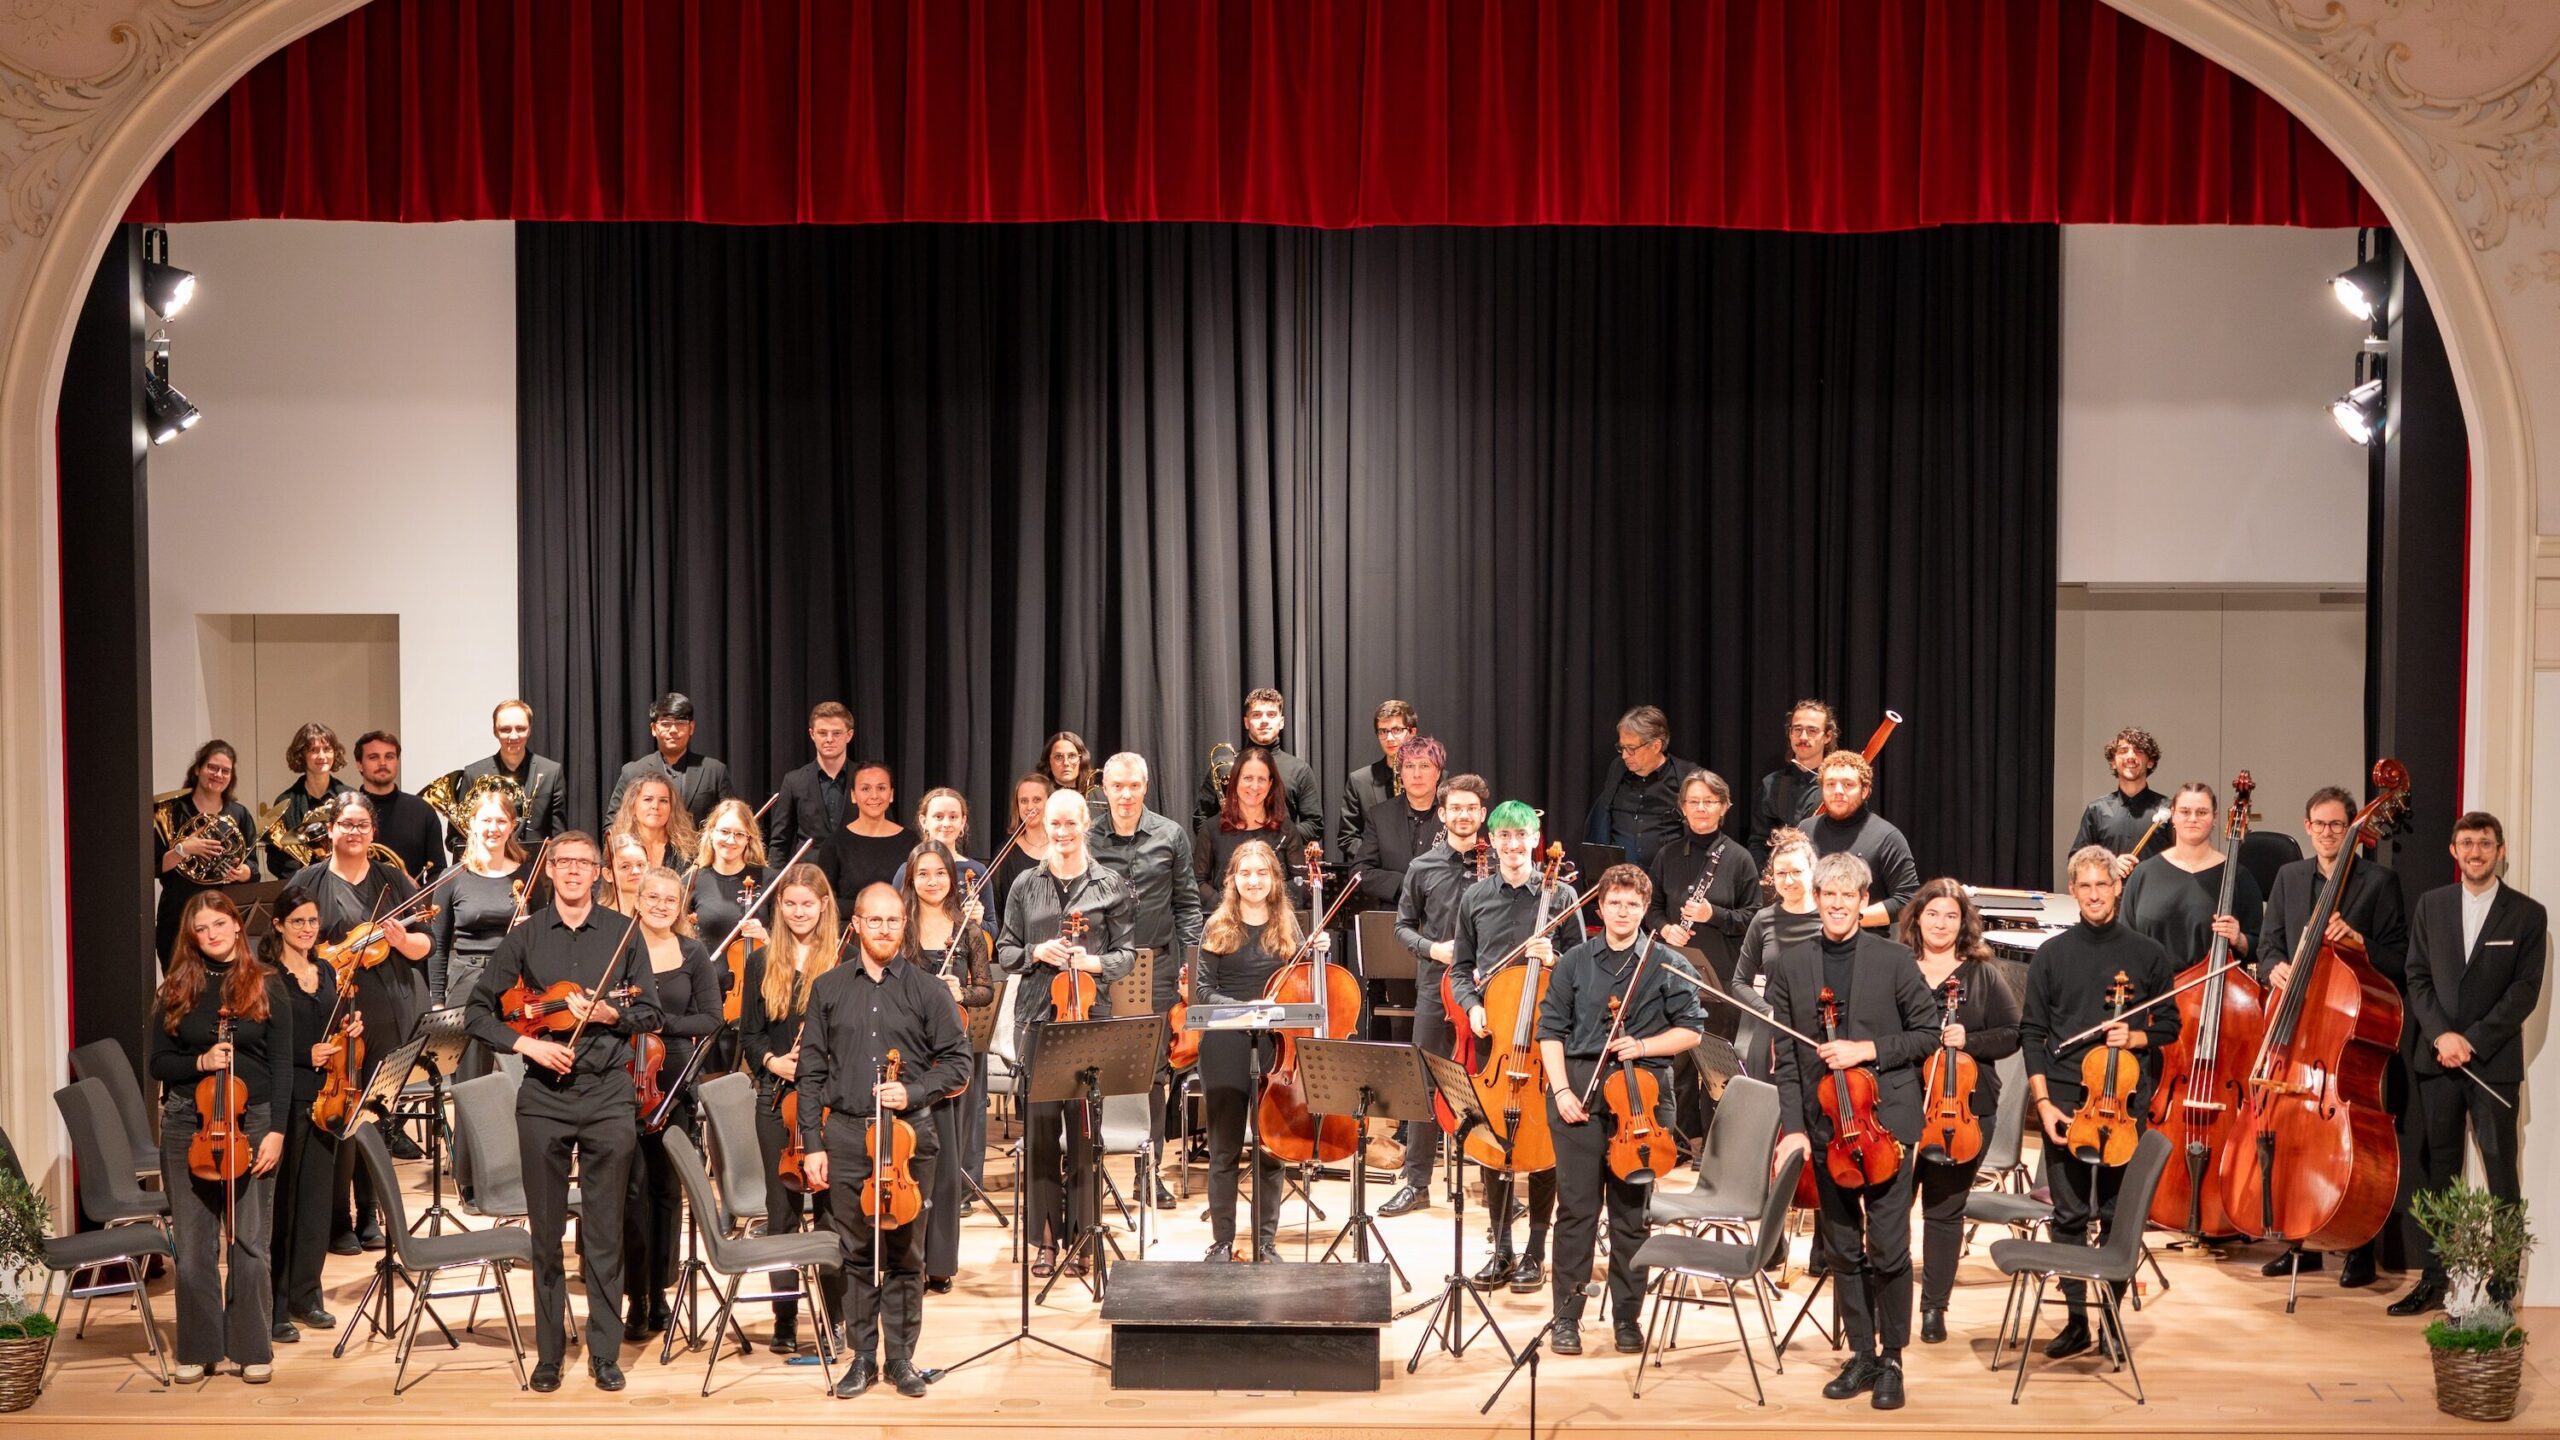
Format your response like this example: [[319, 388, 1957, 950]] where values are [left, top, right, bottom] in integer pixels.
[[650, 1020, 726, 1359], [1405, 1048, 1516, 1373], [1355, 910, 1416, 1042], [333, 1036, 447, 1357], [1031, 1015, 1163, 1303], [1302, 1038, 1420, 1287], [400, 1006, 476, 1236], [221, 879, 286, 941]]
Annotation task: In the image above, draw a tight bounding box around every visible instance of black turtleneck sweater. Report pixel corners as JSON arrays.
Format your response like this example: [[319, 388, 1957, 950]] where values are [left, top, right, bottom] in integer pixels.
[[2017, 918, 2180, 1112], [150, 960, 295, 1120]]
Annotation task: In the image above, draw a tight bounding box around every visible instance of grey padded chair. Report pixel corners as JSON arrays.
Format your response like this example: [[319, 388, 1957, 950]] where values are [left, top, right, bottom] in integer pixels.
[[1648, 1075, 1779, 1236], [2, 1121, 173, 1384], [678, 1069, 806, 1357], [1628, 1147, 1805, 1405], [447, 1070, 579, 1333], [663, 1129, 845, 1395], [1989, 1129, 2172, 1405], [1097, 1090, 1154, 1248], [69, 1040, 161, 1187], [350, 1120, 532, 1394], [54, 1077, 170, 1236], [1964, 1060, 2051, 1247]]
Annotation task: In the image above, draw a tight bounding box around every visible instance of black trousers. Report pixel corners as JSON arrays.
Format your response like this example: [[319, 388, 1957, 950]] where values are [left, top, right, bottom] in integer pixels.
[[1026, 1098, 1099, 1252], [1485, 1168, 1556, 1255], [269, 1100, 336, 1317], [2045, 1148, 2126, 1316], [1547, 1070, 1668, 1323], [1200, 1031, 1284, 1246], [1914, 1154, 1985, 1311], [927, 1093, 967, 1276], [624, 1116, 686, 1305], [517, 1071, 638, 1366], [1812, 1150, 1915, 1355], [2410, 1069, 2523, 1280], [751, 1099, 839, 1323], [1397, 960, 1455, 1190], [823, 1111, 937, 1363]]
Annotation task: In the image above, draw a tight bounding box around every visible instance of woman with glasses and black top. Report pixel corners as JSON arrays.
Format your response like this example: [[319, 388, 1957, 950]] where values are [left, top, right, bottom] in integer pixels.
[[262, 884, 357, 1343]]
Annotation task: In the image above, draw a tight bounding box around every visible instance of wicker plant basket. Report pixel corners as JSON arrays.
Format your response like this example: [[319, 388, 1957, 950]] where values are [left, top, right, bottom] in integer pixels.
[[2431, 1339, 2527, 1422], [0, 1333, 51, 1413]]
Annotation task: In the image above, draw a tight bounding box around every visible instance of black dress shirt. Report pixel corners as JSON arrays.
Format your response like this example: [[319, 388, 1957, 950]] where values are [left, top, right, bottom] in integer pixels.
[[362, 788, 446, 881], [1537, 936, 1710, 1085], [2017, 918, 2180, 1113], [1356, 798, 1443, 906], [273, 958, 342, 1104], [1088, 808, 1207, 960], [1582, 755, 1700, 867], [1448, 870, 1588, 1013], [2069, 785, 2171, 861], [465, 904, 666, 1101], [1807, 806, 1921, 919], [1394, 838, 1488, 966], [2120, 854, 2263, 971], [795, 954, 971, 1145], [150, 960, 295, 1121], [1645, 830, 1762, 985], [1747, 761, 1822, 860], [994, 861, 1139, 1056], [608, 749, 734, 828]]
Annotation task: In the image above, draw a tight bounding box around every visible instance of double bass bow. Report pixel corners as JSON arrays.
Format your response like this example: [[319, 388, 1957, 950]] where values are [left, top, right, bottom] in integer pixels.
[[2148, 772, 2268, 1235], [1256, 844, 1366, 1167], [2215, 759, 2411, 1263]]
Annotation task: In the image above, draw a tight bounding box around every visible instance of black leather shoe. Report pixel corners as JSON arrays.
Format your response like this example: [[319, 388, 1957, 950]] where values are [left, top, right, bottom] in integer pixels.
[[925, 1275, 955, 1295], [1507, 1252, 1545, 1294], [2388, 1279, 2447, 1318], [1204, 1241, 1234, 1263], [271, 1321, 300, 1343], [833, 1356, 879, 1398], [529, 1361, 562, 1393], [2338, 1250, 2378, 1289], [1549, 1317, 1581, 1356], [1469, 1252, 1514, 1290], [2263, 1247, 2319, 1277], [355, 1224, 385, 1252], [291, 1308, 334, 1329], [1378, 1184, 1430, 1218], [1150, 1179, 1177, 1210], [1919, 1306, 1947, 1344], [327, 1232, 362, 1257], [1871, 1356, 1906, 1410], [623, 1302, 655, 1343], [887, 1359, 929, 1398], [1822, 1355, 1881, 1400], [648, 1299, 671, 1333], [385, 1131, 425, 1161], [1614, 1320, 1644, 1354], [592, 1361, 625, 1392], [769, 1313, 799, 1355], [2042, 1318, 2094, 1359]]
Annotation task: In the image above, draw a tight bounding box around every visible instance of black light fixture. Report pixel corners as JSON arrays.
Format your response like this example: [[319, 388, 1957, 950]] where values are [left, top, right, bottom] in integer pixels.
[[2329, 376, 2384, 445], [2329, 257, 2389, 323], [141, 226, 196, 318], [144, 368, 201, 444]]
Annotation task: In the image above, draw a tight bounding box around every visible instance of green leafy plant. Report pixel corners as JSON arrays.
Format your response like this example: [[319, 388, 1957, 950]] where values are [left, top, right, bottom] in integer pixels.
[[2411, 1182, 2534, 1350]]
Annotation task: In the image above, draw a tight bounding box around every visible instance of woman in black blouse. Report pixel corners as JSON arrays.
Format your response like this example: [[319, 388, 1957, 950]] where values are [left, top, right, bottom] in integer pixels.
[[737, 863, 842, 1353], [1196, 747, 1302, 909], [902, 840, 996, 1291], [1897, 878, 2023, 1343], [264, 722, 349, 879], [689, 797, 774, 950], [816, 761, 916, 902], [609, 771, 698, 874], [151, 892, 291, 1384], [430, 779, 528, 1007], [262, 885, 358, 1341], [1043, 730, 1100, 808], [621, 867, 722, 1341], [990, 771, 1055, 915], [1195, 839, 1331, 1262], [2120, 781, 2261, 973], [153, 740, 256, 965], [1733, 829, 1818, 1007]]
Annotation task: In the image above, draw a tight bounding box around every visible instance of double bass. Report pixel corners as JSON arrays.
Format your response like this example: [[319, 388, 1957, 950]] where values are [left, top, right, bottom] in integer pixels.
[[1257, 843, 1364, 1167], [2216, 759, 2410, 1257], [1462, 844, 1575, 1176], [2148, 772, 2268, 1234]]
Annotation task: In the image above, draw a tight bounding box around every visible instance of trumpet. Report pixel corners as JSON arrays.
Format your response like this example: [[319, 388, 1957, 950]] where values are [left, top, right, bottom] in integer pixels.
[[157, 804, 249, 885], [1206, 740, 1237, 804]]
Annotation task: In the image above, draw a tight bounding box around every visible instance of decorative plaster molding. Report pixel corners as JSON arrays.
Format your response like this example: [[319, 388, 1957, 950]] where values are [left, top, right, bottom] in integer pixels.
[[0, 0, 244, 249]]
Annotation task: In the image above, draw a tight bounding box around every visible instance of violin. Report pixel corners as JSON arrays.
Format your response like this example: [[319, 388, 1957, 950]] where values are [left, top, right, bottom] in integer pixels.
[[629, 1031, 669, 1120], [2216, 759, 2410, 1253], [188, 1007, 255, 1183], [1916, 976, 1981, 1165], [307, 965, 366, 1133], [860, 1050, 923, 1229], [1814, 987, 1900, 1190], [720, 875, 758, 1024], [1600, 996, 1678, 1184], [2149, 771, 2267, 1235], [2064, 972, 2143, 1168], [1166, 960, 1200, 1071], [1257, 843, 1364, 1168], [776, 1085, 820, 1194], [1462, 843, 1574, 1176], [319, 904, 443, 971], [500, 978, 640, 1036], [1049, 909, 1098, 1020]]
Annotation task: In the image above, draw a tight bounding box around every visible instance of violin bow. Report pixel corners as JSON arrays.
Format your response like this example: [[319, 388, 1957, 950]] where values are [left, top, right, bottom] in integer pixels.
[[512, 836, 557, 923], [1658, 956, 1825, 1051], [2051, 958, 2247, 1050], [562, 908, 646, 1052], [1475, 886, 1604, 983]]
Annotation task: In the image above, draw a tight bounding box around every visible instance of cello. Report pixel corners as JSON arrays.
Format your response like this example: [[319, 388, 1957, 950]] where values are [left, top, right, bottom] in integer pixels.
[[2216, 758, 2410, 1260], [1915, 977, 1981, 1166], [1256, 843, 1365, 1167], [2148, 772, 2268, 1234], [1462, 844, 1575, 1176]]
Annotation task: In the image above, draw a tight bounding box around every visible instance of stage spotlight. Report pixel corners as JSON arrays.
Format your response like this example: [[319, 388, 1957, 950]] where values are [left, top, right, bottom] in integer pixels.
[[144, 259, 197, 319], [2329, 377, 2384, 444], [145, 369, 202, 444], [2330, 256, 2389, 322]]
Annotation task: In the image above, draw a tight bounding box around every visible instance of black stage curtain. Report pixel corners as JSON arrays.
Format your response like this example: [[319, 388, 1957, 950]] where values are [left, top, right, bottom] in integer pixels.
[[518, 223, 2057, 884]]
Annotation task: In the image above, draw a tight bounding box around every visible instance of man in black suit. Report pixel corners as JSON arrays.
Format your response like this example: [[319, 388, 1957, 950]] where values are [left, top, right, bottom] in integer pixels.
[[605, 691, 733, 824], [768, 701, 855, 858], [1767, 851, 1939, 1411], [2392, 811, 2547, 1317], [1338, 699, 1416, 862], [449, 698, 567, 856]]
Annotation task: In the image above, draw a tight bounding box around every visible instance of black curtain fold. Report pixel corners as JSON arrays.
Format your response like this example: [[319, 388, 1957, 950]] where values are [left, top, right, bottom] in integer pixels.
[[519, 221, 2058, 883]]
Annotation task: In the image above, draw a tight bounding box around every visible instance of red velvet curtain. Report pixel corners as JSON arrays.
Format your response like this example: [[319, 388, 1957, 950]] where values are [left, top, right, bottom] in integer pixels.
[[127, 0, 2380, 230]]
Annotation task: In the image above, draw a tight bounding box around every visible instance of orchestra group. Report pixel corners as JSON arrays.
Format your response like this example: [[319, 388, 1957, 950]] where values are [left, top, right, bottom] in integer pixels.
[[140, 695, 2546, 1408]]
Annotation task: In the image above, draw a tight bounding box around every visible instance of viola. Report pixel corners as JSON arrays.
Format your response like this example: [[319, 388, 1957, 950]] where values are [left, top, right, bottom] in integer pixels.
[[1434, 840, 1496, 1136], [721, 874, 758, 1024], [629, 1032, 669, 1120], [2064, 972, 2143, 1168], [860, 1049, 923, 1228], [2149, 771, 2267, 1235], [1463, 843, 1574, 1176], [1600, 996, 1678, 1184], [1814, 987, 1901, 1190], [319, 904, 443, 971], [188, 1007, 255, 1183], [1166, 960, 1200, 1071], [308, 967, 365, 1133], [2216, 759, 2410, 1254], [500, 978, 640, 1036], [1257, 843, 1364, 1168], [1048, 909, 1098, 1020], [776, 1087, 822, 1194], [1916, 976, 1981, 1165]]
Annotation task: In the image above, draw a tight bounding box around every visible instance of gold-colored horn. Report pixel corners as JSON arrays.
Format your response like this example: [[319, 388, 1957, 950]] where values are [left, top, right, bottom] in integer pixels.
[[1206, 740, 1237, 804], [168, 808, 249, 885], [419, 768, 470, 831]]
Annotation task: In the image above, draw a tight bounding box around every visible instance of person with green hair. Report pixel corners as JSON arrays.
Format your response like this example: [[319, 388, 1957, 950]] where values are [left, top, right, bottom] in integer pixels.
[[1447, 799, 1586, 1294]]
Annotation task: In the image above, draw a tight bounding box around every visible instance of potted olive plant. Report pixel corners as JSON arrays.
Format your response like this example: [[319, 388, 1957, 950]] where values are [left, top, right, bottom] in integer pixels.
[[2411, 1181, 2534, 1422], [0, 1163, 55, 1412]]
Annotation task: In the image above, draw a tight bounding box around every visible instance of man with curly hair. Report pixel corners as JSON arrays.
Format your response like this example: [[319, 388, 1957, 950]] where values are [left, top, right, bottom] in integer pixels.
[[2070, 726, 2169, 878]]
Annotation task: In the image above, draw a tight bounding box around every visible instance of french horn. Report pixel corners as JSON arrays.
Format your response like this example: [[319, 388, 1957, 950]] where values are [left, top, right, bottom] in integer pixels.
[[157, 804, 249, 885]]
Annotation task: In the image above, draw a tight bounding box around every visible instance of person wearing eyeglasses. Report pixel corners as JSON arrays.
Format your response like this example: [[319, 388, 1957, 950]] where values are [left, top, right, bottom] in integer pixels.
[[1748, 699, 1836, 862], [1339, 699, 1418, 861], [2254, 785, 2409, 1289], [606, 691, 734, 825], [1581, 704, 1699, 868]]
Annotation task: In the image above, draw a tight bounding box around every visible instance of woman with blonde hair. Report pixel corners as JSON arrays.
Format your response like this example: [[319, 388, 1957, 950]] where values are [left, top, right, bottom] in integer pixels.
[[610, 771, 698, 873], [1194, 839, 1330, 1262], [737, 862, 843, 1353]]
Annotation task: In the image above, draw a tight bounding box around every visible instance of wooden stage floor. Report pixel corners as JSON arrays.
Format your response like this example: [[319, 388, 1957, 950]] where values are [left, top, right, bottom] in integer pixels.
[[17, 1140, 2556, 1438]]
